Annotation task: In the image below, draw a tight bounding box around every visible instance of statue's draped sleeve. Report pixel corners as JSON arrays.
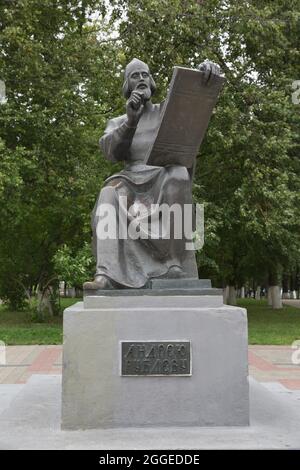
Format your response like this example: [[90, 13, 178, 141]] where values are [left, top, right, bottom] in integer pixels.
[[99, 116, 136, 163]]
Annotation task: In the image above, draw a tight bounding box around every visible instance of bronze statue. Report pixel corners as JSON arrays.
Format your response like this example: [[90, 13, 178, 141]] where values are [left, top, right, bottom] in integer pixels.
[[84, 58, 222, 290]]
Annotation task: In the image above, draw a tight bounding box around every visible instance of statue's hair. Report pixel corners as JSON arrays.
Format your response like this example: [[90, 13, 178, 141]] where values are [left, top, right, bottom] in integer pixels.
[[122, 75, 156, 99]]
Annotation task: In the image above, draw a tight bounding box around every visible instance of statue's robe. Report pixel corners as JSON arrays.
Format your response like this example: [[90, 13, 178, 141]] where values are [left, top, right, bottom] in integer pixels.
[[92, 102, 198, 288]]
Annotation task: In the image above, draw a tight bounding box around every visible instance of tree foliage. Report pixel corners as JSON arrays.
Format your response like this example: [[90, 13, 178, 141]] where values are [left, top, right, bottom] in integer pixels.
[[0, 0, 299, 307], [0, 0, 122, 306], [111, 0, 300, 288]]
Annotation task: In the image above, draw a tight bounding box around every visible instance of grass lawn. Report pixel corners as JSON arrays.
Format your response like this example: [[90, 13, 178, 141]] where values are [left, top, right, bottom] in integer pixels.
[[238, 298, 300, 345], [0, 297, 299, 345], [0, 298, 78, 345]]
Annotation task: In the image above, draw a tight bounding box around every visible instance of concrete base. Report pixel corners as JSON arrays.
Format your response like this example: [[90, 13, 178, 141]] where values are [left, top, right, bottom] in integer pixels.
[[62, 296, 249, 429], [83, 278, 222, 297], [0, 375, 300, 449]]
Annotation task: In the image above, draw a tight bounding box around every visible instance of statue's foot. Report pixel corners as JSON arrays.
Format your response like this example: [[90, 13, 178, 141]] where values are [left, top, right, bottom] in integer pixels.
[[165, 266, 185, 279], [83, 275, 114, 290]]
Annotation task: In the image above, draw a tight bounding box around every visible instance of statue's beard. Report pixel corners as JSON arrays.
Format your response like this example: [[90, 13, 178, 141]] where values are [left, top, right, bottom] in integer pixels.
[[133, 86, 152, 102]]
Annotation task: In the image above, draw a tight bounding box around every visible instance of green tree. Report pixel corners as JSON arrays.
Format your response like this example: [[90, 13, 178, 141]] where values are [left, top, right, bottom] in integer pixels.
[[0, 0, 122, 309], [111, 0, 300, 306], [53, 242, 94, 289], [1, 0, 299, 311]]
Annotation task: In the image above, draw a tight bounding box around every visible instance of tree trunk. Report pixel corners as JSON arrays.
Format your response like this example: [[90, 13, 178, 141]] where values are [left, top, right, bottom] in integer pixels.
[[240, 286, 245, 299], [37, 287, 54, 316], [269, 285, 282, 309], [268, 269, 282, 309], [68, 287, 76, 298], [267, 288, 273, 306], [75, 287, 82, 297], [223, 286, 229, 305], [282, 273, 290, 299], [255, 285, 261, 300], [224, 285, 237, 305], [290, 290, 296, 299], [228, 285, 237, 305]]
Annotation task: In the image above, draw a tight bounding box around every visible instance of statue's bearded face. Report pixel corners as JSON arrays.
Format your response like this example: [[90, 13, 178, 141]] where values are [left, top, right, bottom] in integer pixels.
[[128, 66, 152, 101]]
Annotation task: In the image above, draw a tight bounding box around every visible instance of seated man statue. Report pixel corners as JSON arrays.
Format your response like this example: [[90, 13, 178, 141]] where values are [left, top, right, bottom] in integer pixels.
[[84, 58, 219, 290]]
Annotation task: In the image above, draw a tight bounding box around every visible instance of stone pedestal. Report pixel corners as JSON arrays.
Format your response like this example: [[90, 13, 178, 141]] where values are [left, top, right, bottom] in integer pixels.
[[61, 294, 249, 429]]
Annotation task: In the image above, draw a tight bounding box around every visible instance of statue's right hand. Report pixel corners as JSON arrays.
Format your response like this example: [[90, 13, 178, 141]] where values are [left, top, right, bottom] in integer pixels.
[[126, 91, 144, 127]]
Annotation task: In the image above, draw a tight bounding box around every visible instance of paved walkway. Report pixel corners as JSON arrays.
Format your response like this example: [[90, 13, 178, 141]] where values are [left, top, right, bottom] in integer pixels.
[[0, 345, 62, 384], [0, 345, 300, 390], [1, 374, 300, 449], [282, 299, 300, 308]]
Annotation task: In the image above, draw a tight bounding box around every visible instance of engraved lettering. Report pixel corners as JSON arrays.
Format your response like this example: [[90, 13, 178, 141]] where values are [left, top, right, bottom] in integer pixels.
[[125, 345, 135, 359], [146, 346, 155, 359], [150, 359, 160, 374], [121, 341, 191, 376], [158, 344, 165, 359], [177, 345, 186, 357], [180, 359, 187, 371], [162, 360, 170, 373], [138, 345, 145, 358]]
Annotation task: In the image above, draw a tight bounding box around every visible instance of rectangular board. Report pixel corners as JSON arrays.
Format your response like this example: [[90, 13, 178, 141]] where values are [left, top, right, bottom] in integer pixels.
[[146, 66, 225, 168], [121, 341, 191, 376]]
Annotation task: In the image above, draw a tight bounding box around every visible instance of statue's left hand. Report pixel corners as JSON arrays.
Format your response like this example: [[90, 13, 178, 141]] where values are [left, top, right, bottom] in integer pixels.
[[198, 60, 222, 84]]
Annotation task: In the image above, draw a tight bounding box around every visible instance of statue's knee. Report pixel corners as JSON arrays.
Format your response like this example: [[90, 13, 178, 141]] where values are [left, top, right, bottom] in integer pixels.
[[178, 166, 190, 183], [167, 165, 190, 184]]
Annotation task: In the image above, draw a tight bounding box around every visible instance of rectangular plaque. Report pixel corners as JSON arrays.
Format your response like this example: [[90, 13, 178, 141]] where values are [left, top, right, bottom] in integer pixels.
[[121, 341, 191, 376]]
